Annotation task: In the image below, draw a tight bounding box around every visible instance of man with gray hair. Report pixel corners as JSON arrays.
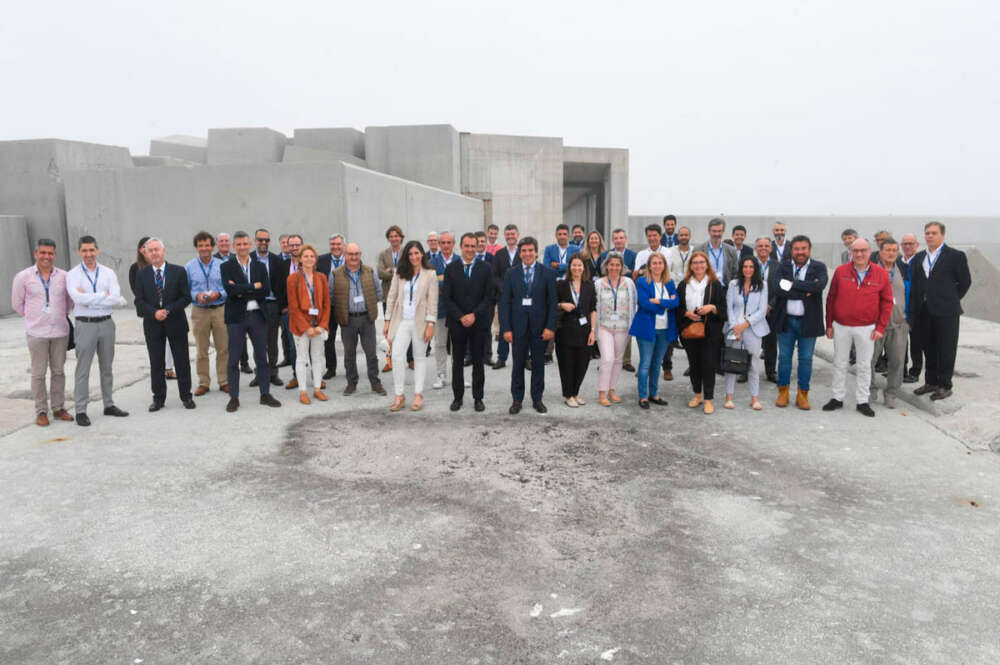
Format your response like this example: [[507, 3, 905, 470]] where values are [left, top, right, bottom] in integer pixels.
[[426, 231, 441, 263], [317, 233, 346, 379], [214, 232, 232, 261], [869, 237, 908, 408], [696, 217, 738, 283]]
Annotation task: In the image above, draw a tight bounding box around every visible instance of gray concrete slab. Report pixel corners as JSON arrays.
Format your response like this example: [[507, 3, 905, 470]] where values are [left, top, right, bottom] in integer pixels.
[[0, 306, 998, 664], [282, 144, 367, 168], [0, 215, 31, 315], [293, 127, 366, 159], [563, 146, 629, 238], [149, 135, 207, 164], [366, 124, 461, 193], [206, 128, 287, 165], [132, 155, 200, 168]]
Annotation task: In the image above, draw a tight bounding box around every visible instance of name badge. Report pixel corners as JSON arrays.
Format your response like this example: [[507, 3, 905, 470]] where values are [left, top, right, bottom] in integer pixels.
[[308, 308, 319, 316], [893, 297, 897, 305], [779, 279, 793, 292], [353, 295, 365, 304], [578, 316, 588, 326], [522, 297, 533, 306], [610, 313, 621, 321]]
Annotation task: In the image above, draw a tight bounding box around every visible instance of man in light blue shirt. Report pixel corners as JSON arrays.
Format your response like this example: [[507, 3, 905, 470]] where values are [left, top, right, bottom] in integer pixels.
[[542, 223, 580, 279], [186, 231, 229, 395]]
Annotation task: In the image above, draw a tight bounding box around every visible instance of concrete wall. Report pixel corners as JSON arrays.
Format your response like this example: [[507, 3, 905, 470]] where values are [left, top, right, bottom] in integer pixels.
[[293, 128, 365, 160], [366, 125, 461, 193], [206, 128, 286, 165], [283, 144, 367, 168], [132, 156, 199, 167], [460, 133, 563, 243], [149, 135, 207, 164], [563, 145, 629, 238], [0, 139, 133, 268], [0, 215, 31, 315]]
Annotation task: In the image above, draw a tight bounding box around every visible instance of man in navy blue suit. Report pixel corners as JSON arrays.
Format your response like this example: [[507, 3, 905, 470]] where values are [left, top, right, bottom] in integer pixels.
[[500, 237, 558, 414]]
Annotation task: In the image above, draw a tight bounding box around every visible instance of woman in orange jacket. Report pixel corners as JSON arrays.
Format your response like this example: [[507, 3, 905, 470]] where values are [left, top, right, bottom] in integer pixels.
[[287, 244, 331, 404]]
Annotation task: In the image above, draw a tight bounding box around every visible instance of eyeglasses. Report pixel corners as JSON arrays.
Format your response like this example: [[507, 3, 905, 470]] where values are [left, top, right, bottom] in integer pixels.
[[255, 237, 270, 243]]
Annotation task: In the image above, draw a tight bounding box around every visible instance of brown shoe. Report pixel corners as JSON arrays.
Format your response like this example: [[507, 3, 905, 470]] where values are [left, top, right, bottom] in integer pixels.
[[408, 361, 414, 370], [299, 392, 311, 405], [285, 377, 299, 390], [194, 386, 210, 396], [52, 409, 74, 422], [382, 360, 392, 373], [165, 369, 177, 380], [219, 384, 229, 394], [313, 389, 328, 401], [36, 412, 50, 427], [343, 383, 357, 396], [795, 389, 811, 410], [776, 385, 790, 407], [663, 369, 673, 381], [320, 381, 327, 389]]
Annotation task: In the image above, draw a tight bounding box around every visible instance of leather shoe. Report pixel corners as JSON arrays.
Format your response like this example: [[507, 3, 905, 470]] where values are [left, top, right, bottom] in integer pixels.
[[532, 401, 547, 413], [269, 376, 284, 386], [914, 383, 936, 396], [622, 363, 635, 373], [103, 406, 129, 417], [240, 363, 254, 374], [323, 368, 336, 380], [148, 402, 165, 412], [822, 398, 843, 411], [509, 401, 522, 414], [930, 387, 953, 401], [182, 398, 196, 410], [52, 409, 73, 422], [194, 386, 210, 396], [219, 384, 229, 394], [474, 400, 485, 412], [662, 370, 673, 381], [372, 383, 387, 396], [226, 398, 240, 412], [249, 377, 259, 387], [343, 383, 357, 395], [856, 402, 875, 417], [285, 377, 299, 390], [260, 394, 282, 407], [639, 399, 650, 409], [902, 373, 917, 384], [765, 372, 777, 383], [492, 361, 506, 370], [649, 396, 668, 406], [277, 359, 292, 368], [36, 412, 49, 427], [450, 400, 462, 412], [75, 413, 91, 426]]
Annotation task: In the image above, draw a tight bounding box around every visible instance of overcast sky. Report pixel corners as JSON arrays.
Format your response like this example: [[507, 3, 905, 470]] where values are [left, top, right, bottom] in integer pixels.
[[3, 0, 997, 215]]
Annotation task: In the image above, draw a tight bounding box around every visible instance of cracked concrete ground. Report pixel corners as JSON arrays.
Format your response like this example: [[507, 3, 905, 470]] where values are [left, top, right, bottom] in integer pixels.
[[1, 311, 999, 664]]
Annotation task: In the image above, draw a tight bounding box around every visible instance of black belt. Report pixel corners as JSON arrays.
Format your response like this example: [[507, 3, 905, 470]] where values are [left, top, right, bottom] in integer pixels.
[[76, 315, 111, 323], [787, 314, 804, 319], [349, 312, 369, 318], [197, 304, 224, 309]]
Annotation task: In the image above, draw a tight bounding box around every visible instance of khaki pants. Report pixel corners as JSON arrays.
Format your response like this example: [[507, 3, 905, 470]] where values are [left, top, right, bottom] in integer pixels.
[[191, 305, 229, 388], [27, 334, 68, 415]]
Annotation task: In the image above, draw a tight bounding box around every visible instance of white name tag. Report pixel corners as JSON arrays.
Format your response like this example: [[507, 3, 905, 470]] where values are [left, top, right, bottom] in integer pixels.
[[578, 317, 588, 326], [522, 298, 533, 306], [893, 297, 897, 305], [610, 313, 621, 321], [353, 295, 365, 304], [308, 307, 319, 316], [779, 279, 793, 292]]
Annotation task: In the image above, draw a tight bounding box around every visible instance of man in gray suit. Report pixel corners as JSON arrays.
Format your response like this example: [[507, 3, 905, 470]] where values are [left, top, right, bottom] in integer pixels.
[[697, 217, 738, 284]]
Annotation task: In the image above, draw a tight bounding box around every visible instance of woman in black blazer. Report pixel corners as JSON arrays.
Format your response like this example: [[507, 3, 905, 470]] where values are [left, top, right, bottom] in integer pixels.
[[555, 254, 597, 407], [677, 251, 727, 414]]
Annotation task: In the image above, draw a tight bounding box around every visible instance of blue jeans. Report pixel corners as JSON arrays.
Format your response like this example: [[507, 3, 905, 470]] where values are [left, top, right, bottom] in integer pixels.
[[777, 316, 817, 390], [636, 329, 670, 400]]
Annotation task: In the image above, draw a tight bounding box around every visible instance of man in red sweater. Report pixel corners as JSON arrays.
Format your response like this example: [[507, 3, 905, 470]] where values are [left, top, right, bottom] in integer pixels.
[[822, 238, 894, 417]]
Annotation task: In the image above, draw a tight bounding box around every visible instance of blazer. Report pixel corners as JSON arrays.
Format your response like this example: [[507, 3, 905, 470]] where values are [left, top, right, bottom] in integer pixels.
[[542, 242, 579, 277], [555, 279, 596, 347], [600, 248, 637, 276], [756, 257, 779, 318], [273, 257, 297, 310], [376, 247, 402, 302], [384, 268, 439, 341], [677, 278, 727, 339], [725, 279, 771, 338], [770, 240, 793, 264], [579, 251, 603, 280], [771, 259, 829, 338], [907, 245, 971, 322], [696, 241, 740, 284], [629, 277, 679, 342], [499, 262, 558, 338], [251, 251, 283, 302], [492, 246, 521, 294], [667, 246, 694, 284], [432, 252, 460, 318], [442, 259, 496, 330], [134, 263, 191, 336], [316, 252, 346, 281], [287, 271, 331, 336], [221, 257, 270, 324]]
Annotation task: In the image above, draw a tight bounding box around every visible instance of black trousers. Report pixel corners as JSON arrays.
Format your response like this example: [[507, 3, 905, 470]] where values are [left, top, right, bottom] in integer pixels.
[[227, 311, 271, 399], [264, 300, 281, 370], [145, 327, 192, 404], [511, 332, 547, 403], [556, 341, 590, 397], [323, 311, 339, 371], [917, 313, 959, 389], [661, 342, 676, 371], [908, 322, 923, 374], [279, 306, 292, 363], [683, 335, 722, 400], [761, 331, 777, 375], [450, 324, 486, 401]]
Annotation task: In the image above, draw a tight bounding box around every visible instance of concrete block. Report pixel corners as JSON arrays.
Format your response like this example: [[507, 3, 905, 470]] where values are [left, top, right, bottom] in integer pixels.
[[293, 128, 365, 159], [132, 155, 200, 168], [149, 135, 207, 164], [283, 144, 367, 168], [0, 139, 133, 268], [563, 145, 628, 239], [365, 125, 461, 192], [0, 215, 31, 315], [206, 128, 286, 165]]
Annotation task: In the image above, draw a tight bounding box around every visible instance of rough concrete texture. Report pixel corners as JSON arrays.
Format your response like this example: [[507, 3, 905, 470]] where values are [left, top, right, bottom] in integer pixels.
[[282, 144, 367, 168], [293, 127, 366, 160], [206, 128, 287, 165], [0, 215, 31, 315], [0, 139, 133, 267], [149, 135, 207, 164], [366, 125, 462, 193], [563, 146, 629, 237], [131, 155, 200, 168], [461, 133, 564, 242], [0, 306, 998, 664]]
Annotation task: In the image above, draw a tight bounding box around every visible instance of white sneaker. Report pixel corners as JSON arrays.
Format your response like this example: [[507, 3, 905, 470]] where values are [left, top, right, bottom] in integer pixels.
[[464, 379, 471, 388], [574, 396, 586, 405], [432, 375, 446, 389]]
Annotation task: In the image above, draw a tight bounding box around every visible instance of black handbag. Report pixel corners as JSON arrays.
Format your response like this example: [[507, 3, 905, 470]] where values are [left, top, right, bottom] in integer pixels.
[[66, 316, 75, 351], [720, 342, 752, 376]]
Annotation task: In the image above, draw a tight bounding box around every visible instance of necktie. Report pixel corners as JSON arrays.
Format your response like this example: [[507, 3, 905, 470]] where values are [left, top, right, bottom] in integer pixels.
[[464, 263, 471, 278], [154, 268, 164, 307]]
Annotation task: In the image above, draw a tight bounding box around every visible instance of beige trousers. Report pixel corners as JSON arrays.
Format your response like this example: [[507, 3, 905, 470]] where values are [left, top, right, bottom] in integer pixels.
[[191, 305, 229, 388], [27, 334, 69, 415]]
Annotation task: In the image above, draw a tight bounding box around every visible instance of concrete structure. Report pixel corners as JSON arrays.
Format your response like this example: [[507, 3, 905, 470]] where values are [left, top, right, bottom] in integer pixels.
[[293, 127, 366, 160], [0, 215, 31, 315], [149, 135, 207, 164], [132, 155, 199, 168], [366, 124, 462, 193], [206, 128, 287, 165], [282, 144, 367, 168], [0, 139, 133, 268], [562, 146, 629, 240]]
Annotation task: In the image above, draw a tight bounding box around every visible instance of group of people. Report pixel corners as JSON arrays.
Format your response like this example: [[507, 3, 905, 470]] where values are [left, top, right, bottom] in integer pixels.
[[11, 215, 970, 427]]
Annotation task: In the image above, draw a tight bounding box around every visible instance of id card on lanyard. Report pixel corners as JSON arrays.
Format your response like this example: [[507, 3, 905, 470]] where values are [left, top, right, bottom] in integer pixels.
[[522, 267, 534, 306], [82, 265, 100, 293], [609, 278, 622, 321], [304, 274, 319, 319]]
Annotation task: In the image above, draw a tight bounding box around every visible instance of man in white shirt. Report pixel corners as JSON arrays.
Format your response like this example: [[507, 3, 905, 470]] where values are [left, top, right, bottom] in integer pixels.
[[770, 221, 790, 263], [432, 231, 460, 388], [66, 235, 129, 426], [635, 223, 672, 275]]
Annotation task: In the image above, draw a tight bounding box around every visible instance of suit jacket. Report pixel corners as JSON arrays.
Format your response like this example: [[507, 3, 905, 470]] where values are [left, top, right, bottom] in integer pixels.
[[542, 243, 579, 277], [376, 247, 402, 302], [676, 278, 727, 339], [756, 257, 779, 315], [251, 251, 283, 303], [667, 246, 693, 284], [384, 268, 439, 341], [221, 257, 270, 324], [771, 259, 829, 337], [475, 252, 494, 265], [555, 279, 597, 347], [696, 241, 739, 284], [735, 245, 754, 262], [134, 263, 191, 336], [601, 248, 637, 276], [908, 244, 971, 321], [499, 263, 558, 338], [316, 252, 346, 281], [442, 259, 496, 330], [492, 245, 521, 290], [770, 240, 793, 264], [725, 279, 771, 338], [629, 277, 679, 342], [274, 257, 299, 310]]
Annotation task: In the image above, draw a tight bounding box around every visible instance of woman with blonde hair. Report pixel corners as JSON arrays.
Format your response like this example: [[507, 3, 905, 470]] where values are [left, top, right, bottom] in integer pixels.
[[676, 251, 727, 414], [580, 230, 606, 279], [629, 252, 678, 408], [287, 244, 330, 404], [594, 252, 637, 406]]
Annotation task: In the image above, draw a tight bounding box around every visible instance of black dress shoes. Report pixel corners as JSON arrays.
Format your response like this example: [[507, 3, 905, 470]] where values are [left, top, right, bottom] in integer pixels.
[[492, 361, 506, 370], [270, 376, 284, 386], [148, 402, 165, 412], [902, 372, 918, 384], [765, 372, 777, 383], [532, 401, 547, 413], [930, 388, 953, 401], [474, 400, 485, 412], [249, 377, 258, 387], [450, 400, 462, 412], [260, 394, 282, 407], [182, 398, 197, 410], [277, 359, 292, 368], [914, 384, 936, 396], [509, 401, 522, 414], [103, 406, 129, 417], [648, 396, 668, 406], [623, 363, 636, 373], [323, 368, 336, 380], [240, 362, 254, 375], [822, 398, 843, 411], [226, 398, 240, 412], [856, 403, 875, 417], [75, 413, 91, 426], [638, 399, 650, 410]]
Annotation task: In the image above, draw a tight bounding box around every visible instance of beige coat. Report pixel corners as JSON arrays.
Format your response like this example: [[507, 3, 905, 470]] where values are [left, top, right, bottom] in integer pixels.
[[384, 268, 439, 341]]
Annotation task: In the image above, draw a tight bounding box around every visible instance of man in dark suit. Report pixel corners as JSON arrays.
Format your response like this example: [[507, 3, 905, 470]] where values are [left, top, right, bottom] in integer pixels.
[[133, 238, 195, 411], [442, 232, 496, 412], [754, 236, 780, 382], [274, 234, 303, 389], [500, 237, 558, 414], [471, 231, 495, 365], [316, 233, 346, 380], [731, 225, 755, 262], [771, 234, 828, 410], [770, 221, 792, 264], [908, 221, 971, 401], [491, 224, 521, 369], [220, 231, 282, 412], [251, 228, 284, 386]]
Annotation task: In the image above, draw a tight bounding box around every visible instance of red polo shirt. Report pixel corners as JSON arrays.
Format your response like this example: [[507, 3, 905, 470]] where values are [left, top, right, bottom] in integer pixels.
[[825, 262, 894, 333]]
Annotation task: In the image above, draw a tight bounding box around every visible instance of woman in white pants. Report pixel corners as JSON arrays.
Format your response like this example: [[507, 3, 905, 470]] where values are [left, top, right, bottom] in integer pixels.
[[383, 240, 438, 412], [723, 257, 770, 410], [287, 245, 330, 404], [594, 252, 637, 406]]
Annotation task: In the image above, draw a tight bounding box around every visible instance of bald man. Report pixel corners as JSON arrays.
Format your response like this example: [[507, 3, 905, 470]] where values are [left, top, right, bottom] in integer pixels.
[[331, 243, 387, 396]]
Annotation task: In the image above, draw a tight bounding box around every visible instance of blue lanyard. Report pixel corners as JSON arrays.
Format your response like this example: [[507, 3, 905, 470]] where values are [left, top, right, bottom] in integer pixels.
[[795, 263, 807, 281], [855, 267, 869, 288], [758, 259, 768, 280], [927, 248, 942, 273], [709, 246, 723, 273], [409, 272, 419, 304], [558, 247, 568, 265], [610, 277, 621, 310], [197, 259, 212, 288], [348, 270, 361, 290], [38, 271, 52, 306], [81, 265, 99, 293], [303, 273, 315, 307], [742, 289, 749, 315], [240, 260, 252, 282], [392, 252, 399, 266], [523, 266, 534, 290]]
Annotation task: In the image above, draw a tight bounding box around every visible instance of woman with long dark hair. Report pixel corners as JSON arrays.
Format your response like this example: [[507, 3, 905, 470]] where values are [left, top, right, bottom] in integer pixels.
[[677, 251, 727, 414], [723, 256, 769, 410], [555, 254, 596, 407]]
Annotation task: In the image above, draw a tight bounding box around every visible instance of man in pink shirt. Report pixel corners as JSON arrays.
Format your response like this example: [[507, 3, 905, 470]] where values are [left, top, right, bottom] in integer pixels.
[[485, 224, 502, 255], [11, 239, 76, 426]]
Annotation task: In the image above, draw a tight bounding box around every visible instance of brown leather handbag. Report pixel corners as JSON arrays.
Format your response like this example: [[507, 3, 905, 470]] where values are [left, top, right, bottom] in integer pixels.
[[680, 281, 710, 340]]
